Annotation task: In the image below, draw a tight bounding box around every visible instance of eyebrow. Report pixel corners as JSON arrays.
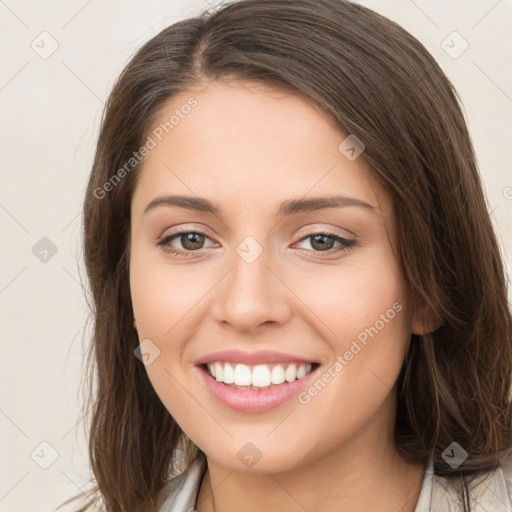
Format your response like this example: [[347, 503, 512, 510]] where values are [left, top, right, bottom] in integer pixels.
[[143, 194, 377, 217]]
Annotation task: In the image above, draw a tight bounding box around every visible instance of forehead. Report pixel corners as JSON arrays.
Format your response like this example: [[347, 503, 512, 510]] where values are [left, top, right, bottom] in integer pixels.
[[131, 79, 391, 221]]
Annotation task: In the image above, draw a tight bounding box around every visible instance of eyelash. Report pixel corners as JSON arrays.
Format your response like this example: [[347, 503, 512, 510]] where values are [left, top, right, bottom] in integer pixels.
[[155, 229, 356, 258]]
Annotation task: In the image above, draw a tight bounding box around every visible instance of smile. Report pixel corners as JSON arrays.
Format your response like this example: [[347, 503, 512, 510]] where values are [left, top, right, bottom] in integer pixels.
[[205, 362, 317, 389], [194, 350, 322, 413]]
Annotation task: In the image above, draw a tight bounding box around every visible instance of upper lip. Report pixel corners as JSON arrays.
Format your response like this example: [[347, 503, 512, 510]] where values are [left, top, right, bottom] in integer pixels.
[[194, 350, 319, 366]]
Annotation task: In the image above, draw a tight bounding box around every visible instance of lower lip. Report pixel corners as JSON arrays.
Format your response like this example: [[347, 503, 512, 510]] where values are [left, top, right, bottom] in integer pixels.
[[197, 365, 319, 413]]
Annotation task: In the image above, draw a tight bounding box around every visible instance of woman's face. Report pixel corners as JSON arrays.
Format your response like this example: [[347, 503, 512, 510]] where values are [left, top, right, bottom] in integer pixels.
[[129, 79, 421, 473]]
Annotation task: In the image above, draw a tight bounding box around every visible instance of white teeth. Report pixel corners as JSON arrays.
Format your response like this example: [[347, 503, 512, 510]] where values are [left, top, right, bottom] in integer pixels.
[[284, 363, 297, 383], [296, 364, 306, 379], [222, 363, 235, 384], [214, 362, 223, 382], [234, 363, 252, 386], [270, 365, 285, 385], [252, 365, 271, 387], [206, 362, 315, 388]]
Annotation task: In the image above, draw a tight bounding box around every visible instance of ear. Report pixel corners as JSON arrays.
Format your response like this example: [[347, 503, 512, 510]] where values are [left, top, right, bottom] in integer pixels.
[[411, 297, 441, 335]]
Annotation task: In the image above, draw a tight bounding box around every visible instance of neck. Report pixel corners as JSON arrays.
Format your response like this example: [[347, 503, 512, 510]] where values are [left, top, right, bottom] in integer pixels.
[[195, 422, 426, 512]]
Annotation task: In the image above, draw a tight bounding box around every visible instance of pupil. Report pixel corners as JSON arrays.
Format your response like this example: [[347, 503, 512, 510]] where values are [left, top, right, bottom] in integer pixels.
[[183, 233, 204, 249], [312, 234, 333, 251]]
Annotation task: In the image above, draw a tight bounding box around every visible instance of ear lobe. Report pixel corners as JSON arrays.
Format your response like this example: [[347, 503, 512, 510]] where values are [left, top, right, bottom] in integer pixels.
[[412, 299, 442, 335]]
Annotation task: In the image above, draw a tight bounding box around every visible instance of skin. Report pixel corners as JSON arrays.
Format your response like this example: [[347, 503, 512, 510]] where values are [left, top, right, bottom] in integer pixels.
[[129, 78, 437, 512]]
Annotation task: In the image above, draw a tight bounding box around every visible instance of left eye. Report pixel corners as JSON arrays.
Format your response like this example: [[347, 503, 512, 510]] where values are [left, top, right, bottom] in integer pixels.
[[294, 232, 355, 253], [156, 230, 355, 257]]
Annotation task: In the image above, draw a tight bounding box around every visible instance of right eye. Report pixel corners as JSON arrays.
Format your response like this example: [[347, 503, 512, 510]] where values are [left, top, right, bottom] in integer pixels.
[[156, 230, 217, 257]]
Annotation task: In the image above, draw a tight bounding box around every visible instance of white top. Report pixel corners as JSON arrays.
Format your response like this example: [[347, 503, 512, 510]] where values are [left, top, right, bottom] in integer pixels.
[[157, 450, 512, 511]]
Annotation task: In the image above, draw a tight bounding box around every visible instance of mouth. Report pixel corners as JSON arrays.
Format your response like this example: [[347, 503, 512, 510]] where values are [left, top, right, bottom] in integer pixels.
[[194, 349, 322, 412], [199, 361, 321, 390]]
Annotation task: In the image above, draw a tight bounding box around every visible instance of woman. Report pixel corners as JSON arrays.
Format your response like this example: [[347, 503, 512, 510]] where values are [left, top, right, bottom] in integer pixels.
[[62, 0, 512, 510]]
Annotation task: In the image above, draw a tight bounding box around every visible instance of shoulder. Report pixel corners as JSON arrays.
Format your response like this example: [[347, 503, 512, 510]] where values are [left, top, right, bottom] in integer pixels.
[[430, 448, 512, 511], [157, 452, 207, 512]]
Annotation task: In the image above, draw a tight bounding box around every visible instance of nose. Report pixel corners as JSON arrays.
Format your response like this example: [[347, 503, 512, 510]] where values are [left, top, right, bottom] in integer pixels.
[[212, 240, 292, 333]]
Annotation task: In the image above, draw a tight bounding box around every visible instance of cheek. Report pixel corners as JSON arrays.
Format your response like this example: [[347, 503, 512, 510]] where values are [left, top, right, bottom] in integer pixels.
[[129, 250, 219, 403], [129, 255, 210, 427], [130, 247, 211, 339], [291, 250, 410, 398], [291, 249, 408, 345]]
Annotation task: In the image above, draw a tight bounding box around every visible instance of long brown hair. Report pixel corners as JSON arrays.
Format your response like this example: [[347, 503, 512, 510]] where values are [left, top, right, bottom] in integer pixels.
[[60, 0, 512, 510]]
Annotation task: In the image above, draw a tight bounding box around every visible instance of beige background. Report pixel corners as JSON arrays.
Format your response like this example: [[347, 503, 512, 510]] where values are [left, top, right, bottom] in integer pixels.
[[0, 0, 511, 510]]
